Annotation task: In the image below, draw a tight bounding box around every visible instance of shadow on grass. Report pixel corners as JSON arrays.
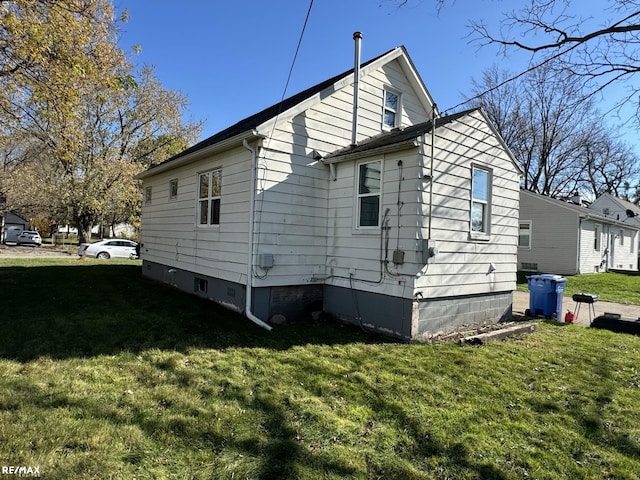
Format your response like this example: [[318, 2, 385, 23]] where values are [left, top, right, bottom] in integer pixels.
[[0, 264, 376, 361]]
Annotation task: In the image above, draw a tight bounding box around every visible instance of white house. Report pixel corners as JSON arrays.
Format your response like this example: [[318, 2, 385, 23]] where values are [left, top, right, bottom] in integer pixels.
[[518, 190, 639, 275], [590, 193, 640, 228], [135, 42, 522, 340]]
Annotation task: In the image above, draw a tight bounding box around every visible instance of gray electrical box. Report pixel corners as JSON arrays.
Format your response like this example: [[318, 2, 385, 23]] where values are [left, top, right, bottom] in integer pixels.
[[421, 239, 438, 264], [258, 253, 274, 269], [392, 249, 405, 265]]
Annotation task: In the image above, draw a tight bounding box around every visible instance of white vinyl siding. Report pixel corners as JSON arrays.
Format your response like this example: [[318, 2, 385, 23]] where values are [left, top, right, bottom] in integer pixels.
[[412, 109, 519, 298], [139, 146, 251, 283]]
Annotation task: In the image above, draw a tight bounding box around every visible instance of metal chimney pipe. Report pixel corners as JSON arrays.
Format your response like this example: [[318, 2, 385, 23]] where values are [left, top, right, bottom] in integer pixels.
[[352, 32, 362, 146]]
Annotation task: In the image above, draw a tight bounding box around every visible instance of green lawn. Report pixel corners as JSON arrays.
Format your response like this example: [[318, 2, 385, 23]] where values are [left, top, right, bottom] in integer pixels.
[[1, 258, 640, 479], [517, 272, 640, 305]]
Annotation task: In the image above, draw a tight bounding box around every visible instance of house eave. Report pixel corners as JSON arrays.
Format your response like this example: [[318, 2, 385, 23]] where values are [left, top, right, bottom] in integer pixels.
[[135, 130, 265, 180], [579, 213, 640, 230], [322, 138, 419, 164]]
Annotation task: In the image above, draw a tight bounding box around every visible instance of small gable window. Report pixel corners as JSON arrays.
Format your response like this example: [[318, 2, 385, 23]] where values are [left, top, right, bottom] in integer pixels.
[[470, 165, 491, 238], [198, 169, 221, 226], [356, 160, 382, 228], [383, 88, 400, 129], [145, 186, 152, 205]]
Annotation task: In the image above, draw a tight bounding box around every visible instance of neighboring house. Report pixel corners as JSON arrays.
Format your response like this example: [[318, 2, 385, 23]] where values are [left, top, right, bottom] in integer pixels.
[[1, 211, 28, 243], [136, 43, 522, 340], [590, 193, 640, 228], [518, 190, 639, 275]]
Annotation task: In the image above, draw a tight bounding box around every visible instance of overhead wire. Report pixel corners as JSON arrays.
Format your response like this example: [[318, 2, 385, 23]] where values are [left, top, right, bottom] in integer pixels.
[[443, 41, 584, 115]]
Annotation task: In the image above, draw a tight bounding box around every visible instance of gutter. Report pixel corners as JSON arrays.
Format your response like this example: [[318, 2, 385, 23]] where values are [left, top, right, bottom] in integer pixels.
[[242, 139, 273, 332], [135, 130, 264, 180]]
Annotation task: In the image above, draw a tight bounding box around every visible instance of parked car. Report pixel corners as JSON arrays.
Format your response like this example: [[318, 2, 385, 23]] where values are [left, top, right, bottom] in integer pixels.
[[16, 230, 42, 246], [79, 239, 138, 259]]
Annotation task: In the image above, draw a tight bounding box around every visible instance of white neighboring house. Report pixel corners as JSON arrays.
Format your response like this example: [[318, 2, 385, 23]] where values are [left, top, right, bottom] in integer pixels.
[[518, 190, 639, 275], [590, 193, 640, 228], [135, 44, 522, 340]]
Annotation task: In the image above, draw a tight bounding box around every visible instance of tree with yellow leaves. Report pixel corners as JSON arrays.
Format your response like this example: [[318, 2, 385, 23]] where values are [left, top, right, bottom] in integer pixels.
[[1, 1, 202, 242]]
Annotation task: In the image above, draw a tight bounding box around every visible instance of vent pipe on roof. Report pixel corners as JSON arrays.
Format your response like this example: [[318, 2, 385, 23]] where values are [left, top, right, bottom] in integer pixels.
[[352, 32, 362, 147]]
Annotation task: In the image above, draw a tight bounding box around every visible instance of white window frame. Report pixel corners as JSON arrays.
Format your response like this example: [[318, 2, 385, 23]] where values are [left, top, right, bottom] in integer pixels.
[[518, 221, 532, 249], [169, 179, 178, 200], [619, 229, 625, 246], [144, 186, 152, 205], [382, 87, 401, 130], [470, 165, 492, 240], [197, 169, 221, 227], [594, 225, 600, 251], [355, 159, 383, 230]]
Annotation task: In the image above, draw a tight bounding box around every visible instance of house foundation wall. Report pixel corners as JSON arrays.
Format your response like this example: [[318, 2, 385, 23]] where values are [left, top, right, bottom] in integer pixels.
[[413, 291, 513, 340], [142, 261, 512, 339], [322, 285, 413, 340], [141, 260, 323, 323]]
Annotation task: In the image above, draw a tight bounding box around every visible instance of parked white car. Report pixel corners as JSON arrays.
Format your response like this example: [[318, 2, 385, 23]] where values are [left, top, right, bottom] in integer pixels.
[[79, 239, 138, 259], [16, 230, 42, 246]]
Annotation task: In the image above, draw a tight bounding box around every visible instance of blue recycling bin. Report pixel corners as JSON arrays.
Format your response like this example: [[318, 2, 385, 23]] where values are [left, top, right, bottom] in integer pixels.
[[527, 274, 567, 320]]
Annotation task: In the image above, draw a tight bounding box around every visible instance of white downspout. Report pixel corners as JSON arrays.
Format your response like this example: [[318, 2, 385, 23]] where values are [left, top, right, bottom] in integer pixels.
[[427, 104, 437, 240], [242, 139, 273, 331]]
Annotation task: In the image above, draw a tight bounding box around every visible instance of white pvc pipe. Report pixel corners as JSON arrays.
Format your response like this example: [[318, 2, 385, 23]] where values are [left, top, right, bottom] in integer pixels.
[[242, 139, 273, 331]]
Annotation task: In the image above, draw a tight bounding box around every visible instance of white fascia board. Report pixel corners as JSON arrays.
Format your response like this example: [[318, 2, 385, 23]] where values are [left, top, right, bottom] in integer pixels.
[[135, 130, 264, 180], [322, 138, 418, 164]]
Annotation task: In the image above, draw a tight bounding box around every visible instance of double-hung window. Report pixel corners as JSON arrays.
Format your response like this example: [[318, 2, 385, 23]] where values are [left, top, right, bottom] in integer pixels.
[[169, 179, 178, 200], [198, 169, 221, 226], [144, 186, 152, 205], [518, 222, 531, 248], [383, 88, 400, 129], [470, 165, 491, 237], [357, 160, 382, 228]]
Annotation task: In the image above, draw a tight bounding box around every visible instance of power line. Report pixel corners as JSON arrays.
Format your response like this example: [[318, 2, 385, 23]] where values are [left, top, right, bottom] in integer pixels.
[[444, 41, 581, 114], [280, 0, 314, 102]]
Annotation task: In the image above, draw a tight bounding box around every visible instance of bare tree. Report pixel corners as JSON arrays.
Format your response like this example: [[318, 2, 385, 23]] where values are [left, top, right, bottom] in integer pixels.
[[467, 1, 640, 121], [466, 62, 640, 197]]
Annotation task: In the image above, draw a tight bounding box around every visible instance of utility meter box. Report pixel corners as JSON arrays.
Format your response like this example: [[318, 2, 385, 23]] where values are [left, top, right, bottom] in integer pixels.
[[258, 253, 274, 269], [421, 239, 438, 264]]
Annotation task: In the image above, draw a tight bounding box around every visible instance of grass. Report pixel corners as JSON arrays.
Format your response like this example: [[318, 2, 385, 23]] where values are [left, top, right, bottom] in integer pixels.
[[1, 258, 640, 479], [517, 271, 640, 305]]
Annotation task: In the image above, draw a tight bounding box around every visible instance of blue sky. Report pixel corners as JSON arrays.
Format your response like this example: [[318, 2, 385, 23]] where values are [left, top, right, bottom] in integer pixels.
[[116, 0, 633, 147]]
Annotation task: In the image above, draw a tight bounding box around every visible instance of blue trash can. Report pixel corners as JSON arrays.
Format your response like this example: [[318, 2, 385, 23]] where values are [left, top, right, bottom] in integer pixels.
[[527, 274, 567, 320]]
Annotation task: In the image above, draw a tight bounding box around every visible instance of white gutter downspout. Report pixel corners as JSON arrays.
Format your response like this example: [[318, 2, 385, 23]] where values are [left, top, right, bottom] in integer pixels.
[[242, 139, 273, 331], [427, 104, 437, 239]]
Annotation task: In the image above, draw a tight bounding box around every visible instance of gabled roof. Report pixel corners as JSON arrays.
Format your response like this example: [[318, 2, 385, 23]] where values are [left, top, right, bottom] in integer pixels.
[[323, 109, 474, 163], [137, 46, 430, 179], [591, 192, 640, 219], [322, 108, 522, 177], [521, 190, 640, 230]]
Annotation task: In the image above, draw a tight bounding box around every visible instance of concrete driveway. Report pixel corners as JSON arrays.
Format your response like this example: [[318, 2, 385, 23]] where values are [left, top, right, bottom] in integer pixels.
[[0, 244, 75, 258], [513, 289, 640, 327]]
